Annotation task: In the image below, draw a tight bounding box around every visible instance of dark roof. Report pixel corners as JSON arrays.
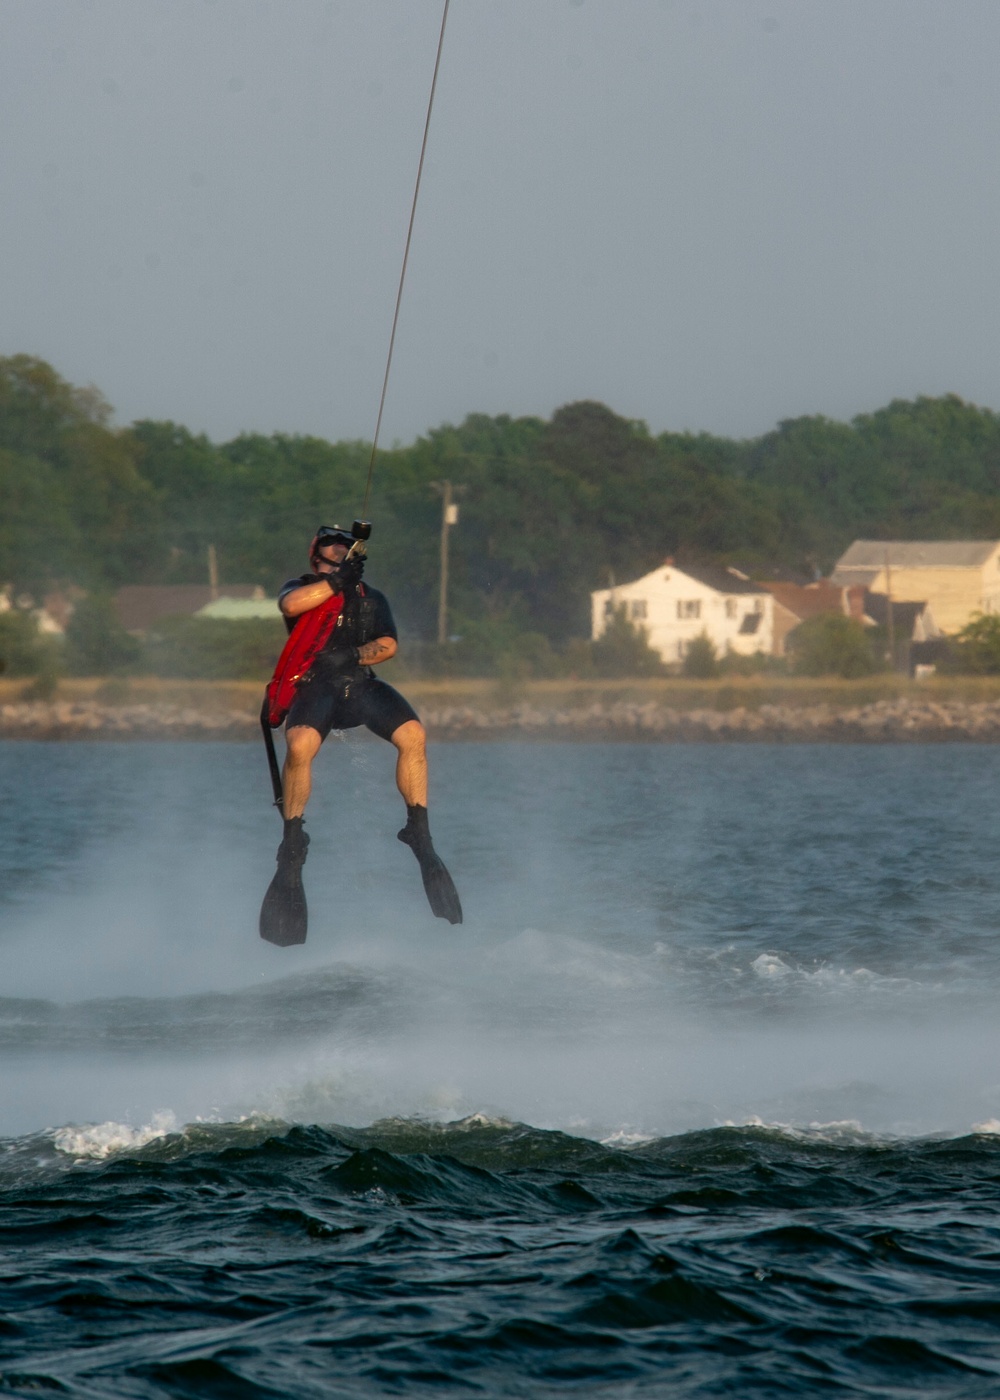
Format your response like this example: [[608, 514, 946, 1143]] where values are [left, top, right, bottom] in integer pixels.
[[735, 562, 814, 585], [114, 585, 262, 631], [761, 580, 845, 621], [675, 563, 768, 596]]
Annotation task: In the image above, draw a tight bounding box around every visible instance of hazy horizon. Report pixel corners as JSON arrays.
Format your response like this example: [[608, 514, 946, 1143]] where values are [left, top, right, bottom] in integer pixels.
[[2, 1, 998, 446]]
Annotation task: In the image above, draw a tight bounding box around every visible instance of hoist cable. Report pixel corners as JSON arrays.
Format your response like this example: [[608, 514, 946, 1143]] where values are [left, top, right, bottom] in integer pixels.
[[361, 0, 450, 520]]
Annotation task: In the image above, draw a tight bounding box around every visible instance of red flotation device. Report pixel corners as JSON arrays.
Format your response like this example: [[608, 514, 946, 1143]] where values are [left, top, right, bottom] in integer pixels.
[[265, 589, 345, 728]]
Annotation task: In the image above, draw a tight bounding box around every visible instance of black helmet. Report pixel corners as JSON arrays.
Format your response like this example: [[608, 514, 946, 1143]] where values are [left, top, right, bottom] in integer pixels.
[[310, 520, 372, 565], [313, 524, 355, 549]]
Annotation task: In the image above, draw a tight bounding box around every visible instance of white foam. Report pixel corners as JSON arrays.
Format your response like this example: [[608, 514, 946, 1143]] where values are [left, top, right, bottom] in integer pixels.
[[52, 1111, 179, 1159], [725, 1115, 874, 1143], [752, 954, 791, 979], [751, 951, 918, 996], [601, 1128, 657, 1147]]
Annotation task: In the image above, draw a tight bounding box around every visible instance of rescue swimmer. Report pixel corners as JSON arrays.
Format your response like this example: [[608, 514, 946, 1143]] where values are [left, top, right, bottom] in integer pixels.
[[259, 523, 462, 944]]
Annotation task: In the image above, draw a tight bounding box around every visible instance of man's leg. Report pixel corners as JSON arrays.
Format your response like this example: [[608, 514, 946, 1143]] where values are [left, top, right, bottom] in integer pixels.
[[283, 724, 324, 817], [260, 724, 322, 946], [391, 720, 462, 925], [389, 719, 428, 807]]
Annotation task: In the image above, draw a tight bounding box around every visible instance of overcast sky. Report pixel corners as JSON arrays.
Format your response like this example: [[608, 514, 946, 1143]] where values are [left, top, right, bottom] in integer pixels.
[[1, 0, 998, 446]]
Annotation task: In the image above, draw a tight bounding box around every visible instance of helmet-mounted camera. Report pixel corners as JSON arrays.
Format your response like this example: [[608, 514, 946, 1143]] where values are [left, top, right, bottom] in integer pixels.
[[311, 520, 372, 563]]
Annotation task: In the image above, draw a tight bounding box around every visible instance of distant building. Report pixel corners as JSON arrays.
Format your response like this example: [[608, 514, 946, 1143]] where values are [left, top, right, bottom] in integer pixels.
[[0, 583, 82, 636], [591, 562, 774, 664], [759, 580, 851, 656], [114, 584, 271, 633], [855, 591, 940, 672], [195, 596, 279, 621], [831, 541, 1000, 634]]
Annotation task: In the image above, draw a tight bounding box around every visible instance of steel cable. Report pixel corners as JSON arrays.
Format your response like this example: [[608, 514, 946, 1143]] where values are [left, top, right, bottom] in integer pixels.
[[362, 0, 450, 520]]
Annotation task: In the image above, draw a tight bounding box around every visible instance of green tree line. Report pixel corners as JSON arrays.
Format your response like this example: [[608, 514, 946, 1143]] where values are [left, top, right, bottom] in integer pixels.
[[4, 354, 1000, 653]]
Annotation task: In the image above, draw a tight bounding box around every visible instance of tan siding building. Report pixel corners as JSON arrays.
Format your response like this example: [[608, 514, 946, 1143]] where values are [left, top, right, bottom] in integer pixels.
[[830, 541, 1000, 635]]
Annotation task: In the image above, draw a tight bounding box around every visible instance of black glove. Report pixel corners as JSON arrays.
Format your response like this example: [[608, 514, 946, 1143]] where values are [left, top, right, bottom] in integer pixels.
[[324, 553, 365, 594], [324, 645, 360, 674]]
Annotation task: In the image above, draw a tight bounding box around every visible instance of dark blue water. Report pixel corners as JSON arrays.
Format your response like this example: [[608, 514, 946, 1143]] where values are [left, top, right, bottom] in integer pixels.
[[3, 740, 1000, 1396]]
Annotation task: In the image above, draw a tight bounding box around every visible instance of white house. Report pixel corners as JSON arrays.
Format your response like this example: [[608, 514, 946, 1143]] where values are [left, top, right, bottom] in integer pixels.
[[591, 562, 774, 664]]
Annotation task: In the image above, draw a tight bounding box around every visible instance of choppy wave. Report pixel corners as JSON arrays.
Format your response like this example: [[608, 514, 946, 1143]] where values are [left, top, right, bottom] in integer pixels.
[[2, 1116, 1000, 1396], [6, 743, 1000, 1392]]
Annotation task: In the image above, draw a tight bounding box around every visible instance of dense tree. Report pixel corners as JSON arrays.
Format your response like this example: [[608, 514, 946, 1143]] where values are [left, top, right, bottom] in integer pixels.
[[948, 613, 1000, 675], [0, 357, 157, 590], [3, 357, 1000, 661], [788, 614, 878, 678]]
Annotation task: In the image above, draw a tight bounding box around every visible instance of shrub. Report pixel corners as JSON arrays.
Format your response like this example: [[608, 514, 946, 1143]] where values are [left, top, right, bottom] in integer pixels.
[[947, 613, 1000, 674], [143, 616, 287, 679], [64, 593, 142, 675], [682, 631, 719, 678], [718, 648, 788, 677], [788, 613, 878, 678], [0, 609, 61, 677], [391, 616, 557, 680], [591, 605, 664, 678]]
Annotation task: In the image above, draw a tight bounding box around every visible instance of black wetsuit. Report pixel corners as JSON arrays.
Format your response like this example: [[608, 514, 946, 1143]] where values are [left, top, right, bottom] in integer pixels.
[[278, 576, 419, 742]]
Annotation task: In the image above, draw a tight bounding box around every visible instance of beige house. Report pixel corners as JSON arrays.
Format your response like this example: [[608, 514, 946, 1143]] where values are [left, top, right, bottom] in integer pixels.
[[591, 562, 774, 664], [831, 541, 1000, 634]]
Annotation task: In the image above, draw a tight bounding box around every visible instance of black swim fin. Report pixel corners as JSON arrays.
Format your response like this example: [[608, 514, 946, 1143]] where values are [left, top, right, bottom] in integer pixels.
[[260, 817, 310, 946], [398, 805, 463, 925]]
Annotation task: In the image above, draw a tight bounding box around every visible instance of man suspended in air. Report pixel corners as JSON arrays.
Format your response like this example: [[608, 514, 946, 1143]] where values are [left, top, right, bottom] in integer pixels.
[[260, 523, 462, 944]]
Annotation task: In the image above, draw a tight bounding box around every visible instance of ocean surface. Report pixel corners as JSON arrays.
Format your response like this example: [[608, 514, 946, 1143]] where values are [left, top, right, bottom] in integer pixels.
[[3, 738, 1000, 1397]]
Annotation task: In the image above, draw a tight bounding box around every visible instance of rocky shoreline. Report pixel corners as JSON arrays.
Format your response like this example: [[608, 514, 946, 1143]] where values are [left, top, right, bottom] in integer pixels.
[[5, 695, 1000, 742]]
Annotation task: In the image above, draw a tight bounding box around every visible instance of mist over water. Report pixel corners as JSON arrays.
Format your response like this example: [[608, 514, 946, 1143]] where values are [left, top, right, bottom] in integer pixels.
[[7, 739, 1000, 1396], [3, 739, 1000, 1143]]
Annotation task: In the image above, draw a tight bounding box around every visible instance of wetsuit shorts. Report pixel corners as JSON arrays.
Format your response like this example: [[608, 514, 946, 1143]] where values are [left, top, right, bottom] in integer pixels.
[[285, 676, 419, 743]]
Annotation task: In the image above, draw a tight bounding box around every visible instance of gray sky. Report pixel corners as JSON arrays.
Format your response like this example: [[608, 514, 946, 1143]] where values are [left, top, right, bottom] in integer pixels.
[[1, 0, 998, 445]]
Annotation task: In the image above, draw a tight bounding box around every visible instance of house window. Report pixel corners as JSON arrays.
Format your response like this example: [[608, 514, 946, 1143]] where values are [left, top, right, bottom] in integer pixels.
[[603, 599, 616, 617], [677, 600, 701, 620], [739, 612, 762, 634], [630, 600, 647, 620], [725, 599, 737, 619]]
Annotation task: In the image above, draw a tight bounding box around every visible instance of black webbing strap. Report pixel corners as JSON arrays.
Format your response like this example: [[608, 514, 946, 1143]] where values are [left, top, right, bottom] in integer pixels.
[[260, 693, 284, 813]]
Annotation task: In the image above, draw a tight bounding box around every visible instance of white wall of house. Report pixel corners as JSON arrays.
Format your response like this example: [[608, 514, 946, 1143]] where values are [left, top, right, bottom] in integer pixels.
[[591, 565, 774, 663]]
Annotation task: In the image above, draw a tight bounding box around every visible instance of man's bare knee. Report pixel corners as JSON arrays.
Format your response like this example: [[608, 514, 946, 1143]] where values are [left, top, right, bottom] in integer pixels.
[[391, 719, 426, 753], [286, 725, 322, 765]]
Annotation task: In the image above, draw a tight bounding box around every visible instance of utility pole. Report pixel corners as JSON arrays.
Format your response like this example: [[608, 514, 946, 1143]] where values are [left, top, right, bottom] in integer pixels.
[[208, 544, 219, 601], [884, 545, 894, 668], [431, 481, 460, 645]]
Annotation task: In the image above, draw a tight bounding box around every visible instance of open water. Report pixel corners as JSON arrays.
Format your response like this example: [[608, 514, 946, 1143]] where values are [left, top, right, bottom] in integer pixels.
[[2, 738, 1000, 1396]]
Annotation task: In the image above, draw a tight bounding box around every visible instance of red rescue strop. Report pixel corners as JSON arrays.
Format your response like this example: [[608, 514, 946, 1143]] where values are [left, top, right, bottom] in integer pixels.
[[264, 589, 345, 728]]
